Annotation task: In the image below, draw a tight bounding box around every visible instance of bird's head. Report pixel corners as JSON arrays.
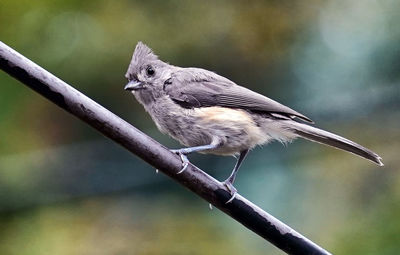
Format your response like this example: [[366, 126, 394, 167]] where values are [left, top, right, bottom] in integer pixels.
[[124, 42, 170, 98], [124, 42, 174, 107]]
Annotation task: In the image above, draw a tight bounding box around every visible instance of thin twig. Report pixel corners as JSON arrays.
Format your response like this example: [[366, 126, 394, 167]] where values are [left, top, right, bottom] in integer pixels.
[[0, 41, 331, 255]]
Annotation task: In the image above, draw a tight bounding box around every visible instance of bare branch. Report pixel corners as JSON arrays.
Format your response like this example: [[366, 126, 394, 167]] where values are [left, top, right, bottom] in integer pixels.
[[0, 41, 331, 255]]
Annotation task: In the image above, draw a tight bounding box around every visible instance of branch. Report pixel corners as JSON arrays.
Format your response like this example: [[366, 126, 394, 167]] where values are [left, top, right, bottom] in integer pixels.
[[0, 41, 331, 255]]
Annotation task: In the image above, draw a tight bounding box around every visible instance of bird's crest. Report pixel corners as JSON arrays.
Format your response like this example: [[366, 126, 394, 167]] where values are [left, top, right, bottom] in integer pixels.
[[133, 42, 158, 63], [125, 42, 159, 79]]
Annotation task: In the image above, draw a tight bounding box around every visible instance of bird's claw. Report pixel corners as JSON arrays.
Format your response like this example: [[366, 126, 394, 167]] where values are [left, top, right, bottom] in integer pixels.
[[223, 180, 238, 204], [171, 149, 190, 174]]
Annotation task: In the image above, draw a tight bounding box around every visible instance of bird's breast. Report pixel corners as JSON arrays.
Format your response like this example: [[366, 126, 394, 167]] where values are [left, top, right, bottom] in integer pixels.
[[147, 98, 272, 155]]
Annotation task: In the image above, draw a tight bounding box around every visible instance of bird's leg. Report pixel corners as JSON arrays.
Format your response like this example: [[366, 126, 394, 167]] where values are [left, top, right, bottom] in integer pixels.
[[171, 140, 221, 174], [223, 149, 249, 203]]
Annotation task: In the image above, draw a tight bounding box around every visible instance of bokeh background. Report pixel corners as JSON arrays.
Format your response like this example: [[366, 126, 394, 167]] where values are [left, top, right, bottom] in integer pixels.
[[0, 0, 399, 254]]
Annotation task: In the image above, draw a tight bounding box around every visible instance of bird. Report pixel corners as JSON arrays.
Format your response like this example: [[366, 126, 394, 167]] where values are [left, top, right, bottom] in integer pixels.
[[124, 42, 383, 202]]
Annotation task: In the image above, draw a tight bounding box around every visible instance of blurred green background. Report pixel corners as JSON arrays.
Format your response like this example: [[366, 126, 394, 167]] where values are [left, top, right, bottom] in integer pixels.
[[0, 0, 399, 254]]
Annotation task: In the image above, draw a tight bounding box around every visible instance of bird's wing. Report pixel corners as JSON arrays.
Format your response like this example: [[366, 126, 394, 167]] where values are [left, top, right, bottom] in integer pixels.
[[165, 68, 313, 123]]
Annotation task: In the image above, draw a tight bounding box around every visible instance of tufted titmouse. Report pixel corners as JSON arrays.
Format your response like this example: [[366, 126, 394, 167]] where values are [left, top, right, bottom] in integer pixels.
[[124, 42, 383, 201]]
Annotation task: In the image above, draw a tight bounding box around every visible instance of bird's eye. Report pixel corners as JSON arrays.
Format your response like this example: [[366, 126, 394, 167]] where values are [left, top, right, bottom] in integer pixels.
[[146, 66, 155, 76]]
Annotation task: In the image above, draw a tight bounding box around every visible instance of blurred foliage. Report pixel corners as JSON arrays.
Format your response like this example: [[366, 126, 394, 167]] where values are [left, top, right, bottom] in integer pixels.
[[0, 0, 399, 254]]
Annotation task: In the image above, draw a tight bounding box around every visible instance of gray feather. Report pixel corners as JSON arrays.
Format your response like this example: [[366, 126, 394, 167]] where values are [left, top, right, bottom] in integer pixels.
[[286, 121, 384, 166], [165, 68, 313, 123]]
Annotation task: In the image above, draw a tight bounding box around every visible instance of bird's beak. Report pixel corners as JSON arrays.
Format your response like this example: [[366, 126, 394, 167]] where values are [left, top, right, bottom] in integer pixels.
[[124, 80, 144, 91]]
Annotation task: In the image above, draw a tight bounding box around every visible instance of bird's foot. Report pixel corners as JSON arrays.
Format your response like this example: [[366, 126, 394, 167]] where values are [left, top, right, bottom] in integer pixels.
[[171, 149, 190, 174], [223, 180, 238, 204]]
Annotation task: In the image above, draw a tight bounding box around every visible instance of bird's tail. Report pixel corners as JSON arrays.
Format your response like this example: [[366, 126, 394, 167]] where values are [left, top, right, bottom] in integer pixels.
[[286, 121, 384, 166]]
